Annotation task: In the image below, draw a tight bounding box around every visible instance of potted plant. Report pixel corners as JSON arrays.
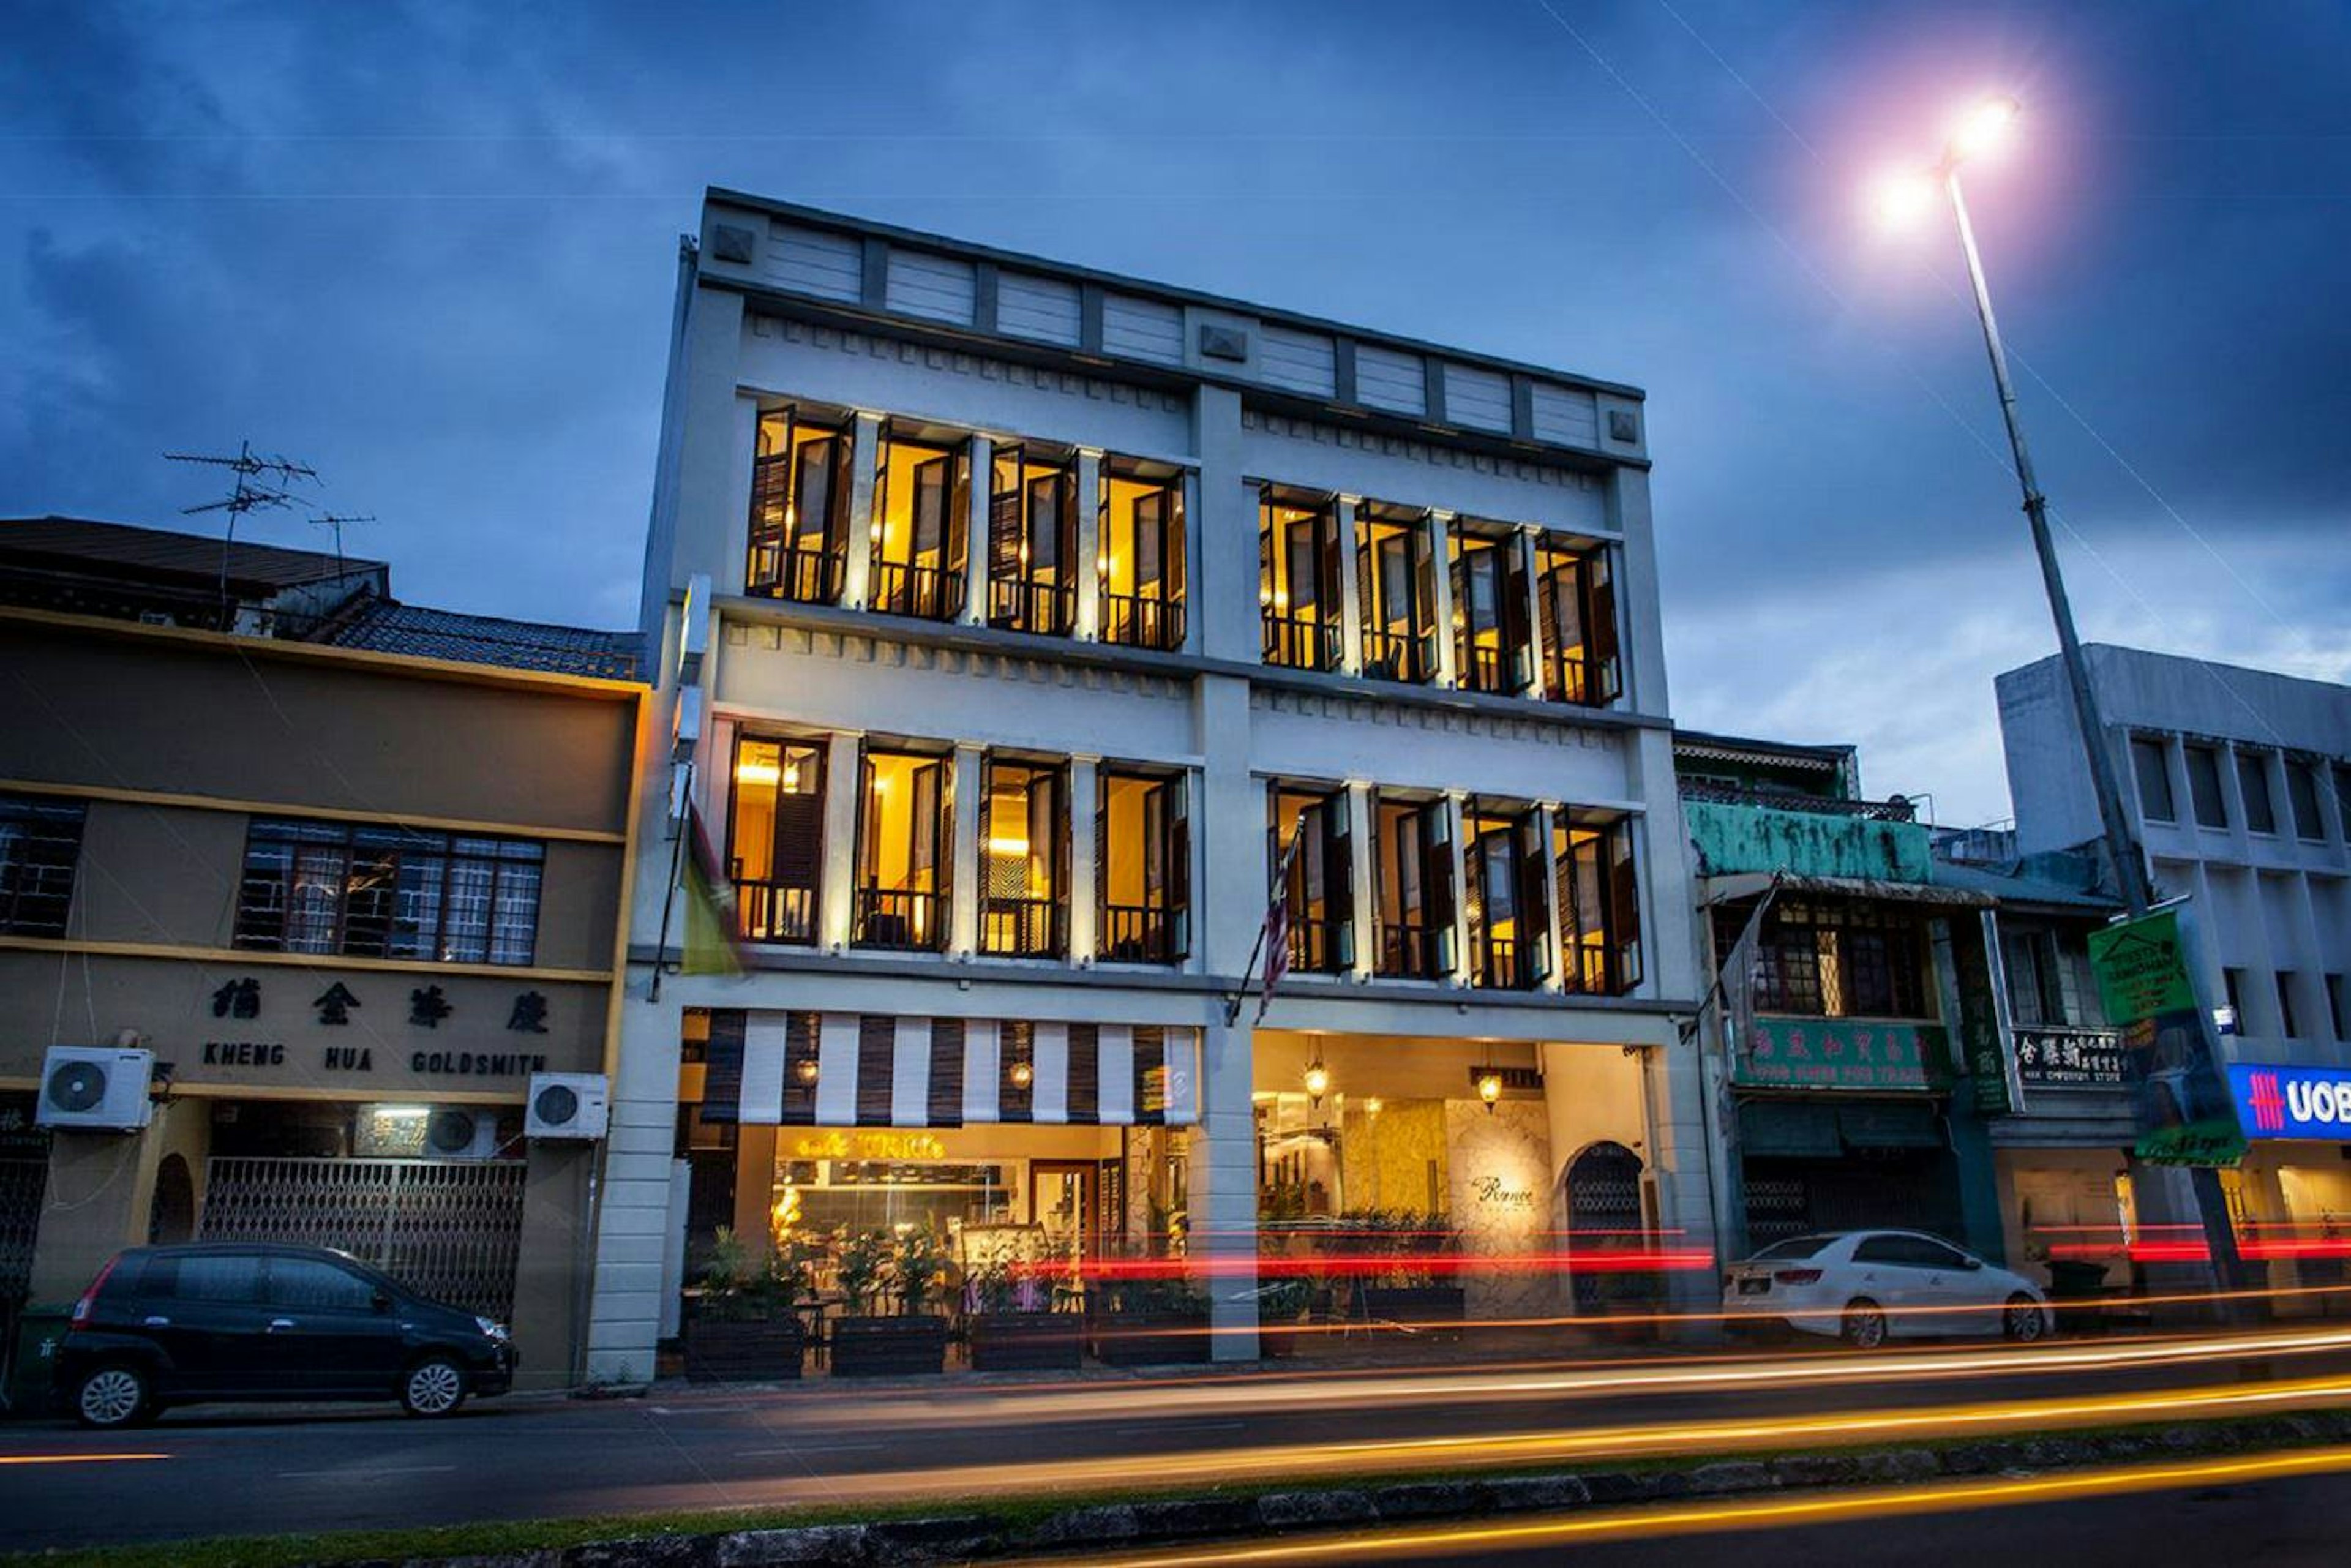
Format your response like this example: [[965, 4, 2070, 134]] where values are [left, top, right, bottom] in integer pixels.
[[830, 1226, 952, 1378], [1087, 1262, 1213, 1366], [1356, 1210, 1467, 1332], [963, 1245, 1082, 1373], [682, 1226, 808, 1382]]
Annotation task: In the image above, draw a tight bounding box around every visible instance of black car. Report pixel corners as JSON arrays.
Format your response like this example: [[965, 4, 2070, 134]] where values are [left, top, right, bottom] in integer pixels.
[[54, 1242, 514, 1428]]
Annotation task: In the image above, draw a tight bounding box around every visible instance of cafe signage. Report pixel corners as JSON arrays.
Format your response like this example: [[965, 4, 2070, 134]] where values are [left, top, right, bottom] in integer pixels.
[[1732, 1018, 1940, 1092], [792, 1130, 948, 1161]]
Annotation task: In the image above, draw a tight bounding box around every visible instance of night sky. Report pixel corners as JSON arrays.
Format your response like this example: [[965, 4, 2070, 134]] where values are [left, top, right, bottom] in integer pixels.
[[7, 2, 2347, 824]]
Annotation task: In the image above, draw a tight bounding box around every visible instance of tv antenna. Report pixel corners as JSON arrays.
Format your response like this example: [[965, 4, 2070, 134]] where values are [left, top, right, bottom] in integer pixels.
[[307, 512, 377, 577], [165, 441, 323, 621]]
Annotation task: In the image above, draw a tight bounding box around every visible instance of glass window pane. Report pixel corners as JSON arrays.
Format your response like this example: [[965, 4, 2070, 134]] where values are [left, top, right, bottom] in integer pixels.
[[268, 1256, 376, 1311], [490, 859, 541, 965], [441, 854, 495, 962]]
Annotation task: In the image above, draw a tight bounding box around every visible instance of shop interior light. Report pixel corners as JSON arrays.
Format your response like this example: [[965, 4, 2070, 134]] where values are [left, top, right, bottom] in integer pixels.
[[1010, 1059, 1035, 1090], [1365, 1097, 1384, 1118], [736, 758, 781, 787], [374, 1105, 431, 1120], [793, 1056, 820, 1086], [1303, 1059, 1331, 1108], [1477, 1071, 1503, 1113]]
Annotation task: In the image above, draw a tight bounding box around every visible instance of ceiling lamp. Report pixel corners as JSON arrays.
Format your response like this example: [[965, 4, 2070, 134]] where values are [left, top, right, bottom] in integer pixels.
[[1303, 1058, 1331, 1109], [1476, 1070, 1503, 1114]]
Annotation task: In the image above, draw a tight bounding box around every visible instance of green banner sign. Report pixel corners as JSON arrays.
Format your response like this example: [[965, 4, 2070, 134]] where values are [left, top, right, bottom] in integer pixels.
[[1732, 1017, 1940, 1092], [2088, 909, 2198, 1022]]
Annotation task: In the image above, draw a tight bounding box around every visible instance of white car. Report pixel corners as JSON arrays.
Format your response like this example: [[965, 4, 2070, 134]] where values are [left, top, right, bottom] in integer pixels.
[[1722, 1230, 2053, 1348]]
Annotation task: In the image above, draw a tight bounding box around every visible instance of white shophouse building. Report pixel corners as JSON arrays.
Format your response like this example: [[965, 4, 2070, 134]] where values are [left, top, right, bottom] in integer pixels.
[[2000, 644, 2351, 1290], [584, 193, 1709, 1381]]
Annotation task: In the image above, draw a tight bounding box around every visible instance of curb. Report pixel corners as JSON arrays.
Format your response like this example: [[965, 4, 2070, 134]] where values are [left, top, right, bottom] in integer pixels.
[[261, 1408, 2351, 1565]]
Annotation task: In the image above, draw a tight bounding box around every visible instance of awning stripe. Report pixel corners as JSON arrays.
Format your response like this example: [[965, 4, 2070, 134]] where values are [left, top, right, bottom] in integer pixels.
[[1033, 1023, 1070, 1124], [1097, 1025, 1134, 1125], [738, 1011, 788, 1127], [1133, 1026, 1165, 1127], [856, 1016, 895, 1127], [928, 1018, 966, 1127], [814, 1013, 858, 1126], [781, 1011, 819, 1125], [891, 1018, 932, 1128], [1068, 1023, 1100, 1124], [962, 1019, 1000, 1123]]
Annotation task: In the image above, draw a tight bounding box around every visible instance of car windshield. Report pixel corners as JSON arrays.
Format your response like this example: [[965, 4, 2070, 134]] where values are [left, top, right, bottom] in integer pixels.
[[1749, 1235, 1833, 1262]]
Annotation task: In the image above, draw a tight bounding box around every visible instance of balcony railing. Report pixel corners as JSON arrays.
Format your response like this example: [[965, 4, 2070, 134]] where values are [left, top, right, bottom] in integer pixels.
[[1360, 628, 1427, 684], [733, 878, 816, 946], [1283, 915, 1346, 975], [1378, 920, 1442, 979], [2012, 1024, 2128, 1087], [1471, 931, 1537, 991], [853, 887, 944, 952], [869, 561, 966, 622], [1263, 611, 1340, 672], [747, 543, 844, 606], [1561, 942, 1625, 997], [1545, 653, 1598, 707], [1676, 779, 1919, 823], [1100, 591, 1185, 651], [989, 577, 1074, 637], [1456, 640, 1511, 695], [1101, 903, 1180, 964], [980, 895, 1065, 958]]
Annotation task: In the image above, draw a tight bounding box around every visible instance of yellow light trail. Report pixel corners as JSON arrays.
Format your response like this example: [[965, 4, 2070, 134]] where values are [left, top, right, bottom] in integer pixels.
[[1048, 1444, 2351, 1566], [0, 1454, 171, 1467]]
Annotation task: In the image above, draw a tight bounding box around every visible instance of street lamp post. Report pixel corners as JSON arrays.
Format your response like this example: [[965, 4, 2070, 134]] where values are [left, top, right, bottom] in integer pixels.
[[1916, 97, 2243, 1307]]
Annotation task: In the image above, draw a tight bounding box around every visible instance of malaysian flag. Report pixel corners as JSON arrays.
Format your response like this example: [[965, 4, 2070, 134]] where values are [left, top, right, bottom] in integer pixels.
[[1232, 820, 1306, 1026]]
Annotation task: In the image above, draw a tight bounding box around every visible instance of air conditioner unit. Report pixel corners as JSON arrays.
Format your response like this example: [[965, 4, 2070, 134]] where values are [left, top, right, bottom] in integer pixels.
[[526, 1073, 610, 1141], [423, 1107, 501, 1161], [37, 1046, 154, 1131]]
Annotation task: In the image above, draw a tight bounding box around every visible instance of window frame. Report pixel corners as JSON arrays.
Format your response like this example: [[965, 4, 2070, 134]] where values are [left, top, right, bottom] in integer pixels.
[[1268, 783, 1352, 973], [1535, 535, 1621, 708], [1716, 896, 1930, 1020], [0, 793, 88, 938], [988, 442, 1078, 636], [977, 754, 1070, 959], [2237, 750, 2277, 835], [1354, 501, 1435, 683], [233, 817, 544, 967], [1097, 461, 1187, 651], [2129, 735, 2175, 822], [1372, 792, 1451, 980], [1097, 765, 1189, 965], [744, 405, 853, 603], [1258, 488, 1342, 672], [2183, 744, 2227, 828], [1447, 522, 1532, 697], [869, 422, 970, 622], [726, 733, 827, 947], [852, 745, 953, 953], [1558, 811, 1643, 997]]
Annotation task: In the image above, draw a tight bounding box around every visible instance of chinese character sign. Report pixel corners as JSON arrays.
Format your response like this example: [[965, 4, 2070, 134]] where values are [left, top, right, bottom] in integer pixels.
[[1732, 1018, 1940, 1091]]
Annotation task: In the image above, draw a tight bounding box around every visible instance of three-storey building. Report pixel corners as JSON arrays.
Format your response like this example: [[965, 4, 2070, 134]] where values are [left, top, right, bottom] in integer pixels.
[[587, 195, 1709, 1379]]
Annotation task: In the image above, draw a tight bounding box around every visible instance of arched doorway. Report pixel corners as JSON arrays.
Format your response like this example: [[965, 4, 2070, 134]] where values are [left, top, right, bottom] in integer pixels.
[[1563, 1140, 1644, 1316], [148, 1153, 196, 1245]]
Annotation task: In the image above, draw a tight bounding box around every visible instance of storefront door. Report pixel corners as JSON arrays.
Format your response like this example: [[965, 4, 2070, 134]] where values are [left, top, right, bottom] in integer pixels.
[[1032, 1161, 1098, 1264]]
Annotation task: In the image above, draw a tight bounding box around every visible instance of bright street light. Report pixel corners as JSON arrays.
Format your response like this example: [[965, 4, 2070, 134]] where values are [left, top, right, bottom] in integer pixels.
[[1948, 94, 2021, 165]]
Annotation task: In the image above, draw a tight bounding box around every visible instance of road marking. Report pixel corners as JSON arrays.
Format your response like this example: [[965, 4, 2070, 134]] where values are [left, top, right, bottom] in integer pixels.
[[1112, 1420, 1247, 1438], [0, 1454, 171, 1466], [275, 1463, 458, 1479], [738, 1441, 890, 1457]]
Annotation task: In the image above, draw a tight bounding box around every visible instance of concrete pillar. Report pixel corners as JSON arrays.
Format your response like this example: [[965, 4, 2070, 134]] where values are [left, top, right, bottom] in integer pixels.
[[28, 1119, 167, 1304], [1444, 790, 1472, 986], [584, 986, 687, 1386], [1345, 781, 1376, 982], [1069, 755, 1100, 964], [1427, 511, 1460, 689], [1333, 495, 1364, 677], [841, 411, 882, 610], [1179, 469, 1204, 655], [1607, 466, 1669, 716], [731, 1123, 779, 1264], [1191, 388, 1254, 666], [819, 730, 863, 953], [952, 741, 984, 957], [1533, 803, 1565, 994], [1516, 527, 1548, 699], [510, 1139, 594, 1390], [1640, 1040, 1725, 1329], [962, 434, 992, 626], [1074, 448, 1103, 641], [1194, 1019, 1259, 1360]]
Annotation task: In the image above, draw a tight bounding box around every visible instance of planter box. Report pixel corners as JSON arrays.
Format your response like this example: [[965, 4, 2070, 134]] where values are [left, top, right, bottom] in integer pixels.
[[831, 1314, 948, 1378], [682, 1316, 806, 1383], [1088, 1310, 1212, 1366], [1360, 1286, 1466, 1331], [967, 1313, 1083, 1373]]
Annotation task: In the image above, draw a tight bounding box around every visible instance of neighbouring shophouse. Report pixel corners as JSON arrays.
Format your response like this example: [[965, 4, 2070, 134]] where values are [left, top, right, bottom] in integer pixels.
[[2001, 645, 2351, 1307], [588, 193, 1711, 1379], [1677, 731, 2006, 1264], [0, 517, 645, 1387]]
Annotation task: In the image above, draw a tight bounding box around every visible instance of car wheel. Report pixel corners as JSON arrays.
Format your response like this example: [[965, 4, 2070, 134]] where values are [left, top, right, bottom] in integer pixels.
[[2003, 1294, 2049, 1343], [73, 1363, 154, 1429], [400, 1354, 467, 1418], [1840, 1299, 1888, 1349]]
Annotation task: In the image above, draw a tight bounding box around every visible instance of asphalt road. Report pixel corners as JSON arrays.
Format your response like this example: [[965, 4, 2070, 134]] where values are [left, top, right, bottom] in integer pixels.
[[6, 1326, 2351, 1552]]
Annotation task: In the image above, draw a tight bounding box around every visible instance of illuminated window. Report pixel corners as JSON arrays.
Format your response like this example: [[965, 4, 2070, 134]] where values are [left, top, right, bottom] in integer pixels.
[[1717, 898, 1921, 1019], [745, 407, 851, 603], [1355, 502, 1435, 683], [1373, 792, 1451, 978], [1449, 523, 1532, 696], [1258, 489, 1340, 672], [1269, 784, 1351, 972], [979, 757, 1067, 958], [235, 819, 542, 966], [987, 444, 1075, 635], [1098, 462, 1186, 650], [1465, 803, 1545, 989], [855, 748, 951, 952], [869, 425, 969, 621], [1098, 768, 1188, 964], [1535, 536, 1621, 707], [1559, 813, 1643, 997], [727, 736, 825, 945]]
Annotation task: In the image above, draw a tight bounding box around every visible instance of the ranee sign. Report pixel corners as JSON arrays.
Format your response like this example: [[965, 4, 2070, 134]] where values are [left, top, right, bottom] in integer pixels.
[[2229, 1063, 2351, 1140]]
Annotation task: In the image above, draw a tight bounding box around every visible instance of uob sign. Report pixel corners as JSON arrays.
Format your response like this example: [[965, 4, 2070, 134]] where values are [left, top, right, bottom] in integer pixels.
[[2228, 1064, 2351, 1141]]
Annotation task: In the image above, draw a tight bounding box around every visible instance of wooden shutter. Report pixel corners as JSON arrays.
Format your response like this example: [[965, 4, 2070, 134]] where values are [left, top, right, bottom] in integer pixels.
[[1327, 796, 1355, 970], [826, 432, 853, 559], [1607, 820, 1642, 992], [1354, 515, 1377, 672], [1000, 1021, 1035, 1123], [772, 775, 824, 899], [928, 1018, 966, 1127], [1068, 1023, 1101, 1124], [1502, 539, 1535, 693], [1589, 550, 1622, 703], [700, 1009, 746, 1125], [910, 453, 950, 581], [1093, 772, 1111, 953], [1168, 774, 1191, 961], [748, 411, 793, 588], [856, 1015, 896, 1126], [989, 445, 1025, 624], [1316, 505, 1343, 663], [782, 1011, 819, 1124], [1425, 801, 1457, 974], [871, 426, 894, 567], [1519, 815, 1552, 980]]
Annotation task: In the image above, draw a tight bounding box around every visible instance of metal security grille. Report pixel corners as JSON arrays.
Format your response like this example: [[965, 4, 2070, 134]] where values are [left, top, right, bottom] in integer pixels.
[[0, 1119, 48, 1311], [199, 1157, 526, 1319]]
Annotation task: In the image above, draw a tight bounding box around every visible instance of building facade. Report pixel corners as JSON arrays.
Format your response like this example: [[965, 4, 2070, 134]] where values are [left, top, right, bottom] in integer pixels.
[[1679, 732, 2006, 1265], [2000, 644, 2351, 1299], [0, 523, 644, 1386], [587, 194, 1711, 1381]]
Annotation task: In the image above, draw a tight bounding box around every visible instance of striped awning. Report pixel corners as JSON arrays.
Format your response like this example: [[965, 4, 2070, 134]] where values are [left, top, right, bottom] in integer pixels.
[[698, 1010, 1199, 1128]]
